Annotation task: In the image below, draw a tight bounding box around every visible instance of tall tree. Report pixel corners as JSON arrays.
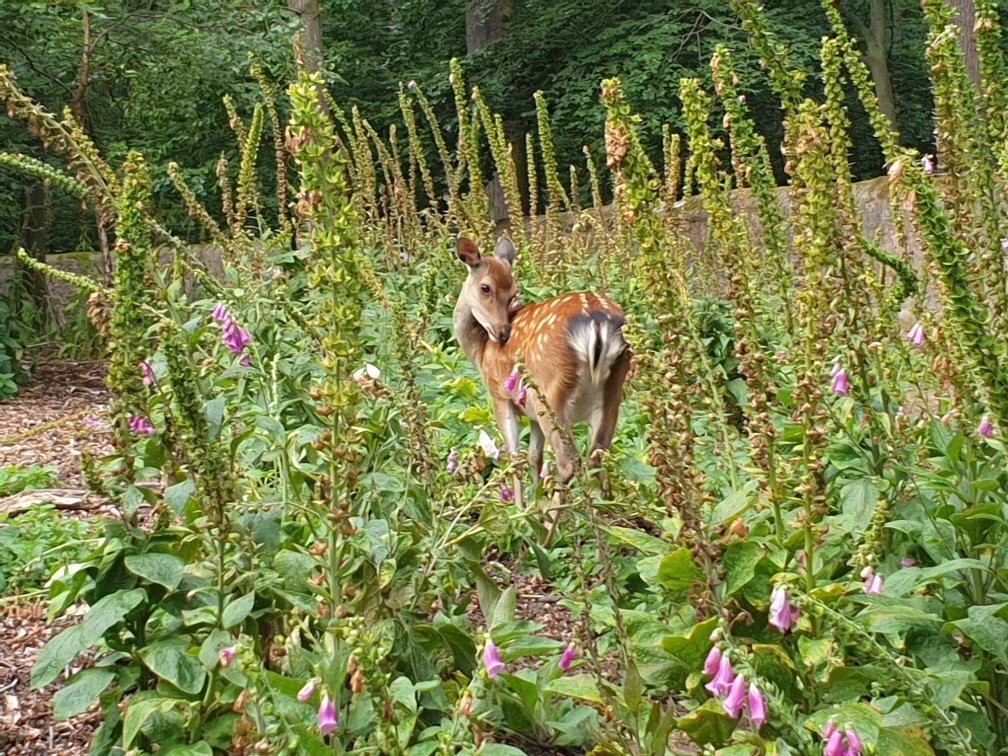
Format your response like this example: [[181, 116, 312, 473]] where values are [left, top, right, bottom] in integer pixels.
[[949, 0, 981, 86], [290, 0, 324, 73], [844, 0, 898, 128]]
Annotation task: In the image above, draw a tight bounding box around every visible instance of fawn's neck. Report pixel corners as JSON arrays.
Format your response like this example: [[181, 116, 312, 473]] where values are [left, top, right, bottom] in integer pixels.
[[453, 300, 491, 371]]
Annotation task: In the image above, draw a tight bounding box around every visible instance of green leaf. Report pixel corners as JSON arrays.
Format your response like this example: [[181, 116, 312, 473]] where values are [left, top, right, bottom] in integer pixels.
[[545, 674, 603, 704], [125, 553, 185, 591], [163, 480, 196, 514], [221, 592, 255, 628], [951, 604, 1008, 663], [709, 481, 757, 525], [676, 699, 736, 747], [140, 639, 207, 695], [723, 541, 761, 595], [161, 744, 213, 756], [624, 659, 643, 713], [52, 667, 115, 720], [837, 478, 877, 536], [31, 624, 85, 689], [798, 636, 833, 669], [205, 396, 226, 439], [655, 548, 700, 598], [122, 694, 183, 748], [80, 589, 147, 646], [490, 586, 516, 628]]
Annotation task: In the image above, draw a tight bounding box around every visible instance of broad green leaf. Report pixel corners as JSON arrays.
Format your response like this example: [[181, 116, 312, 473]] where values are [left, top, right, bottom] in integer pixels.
[[951, 604, 1008, 663], [122, 694, 183, 748], [490, 586, 517, 628], [656, 548, 700, 598], [709, 481, 757, 525], [31, 625, 85, 689], [52, 667, 115, 720], [204, 396, 226, 439], [545, 673, 603, 704], [161, 744, 213, 756], [676, 700, 736, 747], [80, 589, 147, 645], [837, 478, 877, 536], [624, 659, 643, 713], [723, 541, 761, 595], [221, 592, 255, 628], [125, 553, 185, 591], [874, 728, 934, 756], [163, 480, 196, 514], [140, 640, 207, 695], [798, 636, 833, 669]]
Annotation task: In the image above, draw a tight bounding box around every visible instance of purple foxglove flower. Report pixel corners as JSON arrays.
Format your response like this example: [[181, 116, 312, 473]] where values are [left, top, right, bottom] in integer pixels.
[[830, 359, 841, 377], [704, 654, 734, 697], [824, 729, 844, 756], [499, 482, 514, 502], [900, 557, 916, 568], [559, 643, 576, 672], [922, 155, 936, 175], [447, 448, 459, 474], [297, 680, 315, 702], [864, 572, 884, 595], [844, 728, 862, 756], [218, 646, 235, 668], [407, 80, 417, 90], [516, 386, 527, 407], [906, 323, 925, 347], [505, 367, 520, 393], [483, 639, 505, 678], [212, 302, 231, 323], [239, 354, 251, 367], [703, 645, 723, 676], [722, 673, 746, 718], [223, 321, 251, 356], [830, 368, 849, 396], [1001, 237, 1008, 255], [478, 430, 501, 460], [140, 360, 154, 385], [978, 415, 995, 438], [539, 462, 549, 479], [822, 719, 837, 739], [318, 692, 339, 735], [128, 415, 154, 437], [748, 682, 766, 729], [768, 586, 798, 632]]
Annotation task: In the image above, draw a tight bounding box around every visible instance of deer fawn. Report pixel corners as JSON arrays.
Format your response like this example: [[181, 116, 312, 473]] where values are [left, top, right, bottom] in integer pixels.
[[453, 236, 631, 510]]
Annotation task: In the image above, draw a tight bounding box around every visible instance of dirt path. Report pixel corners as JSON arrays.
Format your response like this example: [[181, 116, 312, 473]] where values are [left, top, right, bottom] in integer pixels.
[[0, 359, 112, 755]]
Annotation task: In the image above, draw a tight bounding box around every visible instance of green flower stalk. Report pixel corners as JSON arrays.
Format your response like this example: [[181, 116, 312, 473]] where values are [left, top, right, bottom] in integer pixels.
[[251, 60, 290, 231], [398, 87, 438, 211], [0, 151, 88, 201], [222, 94, 248, 147], [235, 104, 264, 238], [216, 154, 237, 236], [106, 151, 156, 474], [167, 162, 228, 245], [409, 80, 461, 216], [534, 91, 569, 212]]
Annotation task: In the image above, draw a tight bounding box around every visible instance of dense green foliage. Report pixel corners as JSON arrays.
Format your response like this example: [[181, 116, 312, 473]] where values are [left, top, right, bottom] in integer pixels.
[[4, 0, 1008, 754]]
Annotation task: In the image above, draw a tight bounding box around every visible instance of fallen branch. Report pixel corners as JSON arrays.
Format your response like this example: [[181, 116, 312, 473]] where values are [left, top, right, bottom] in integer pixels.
[[0, 488, 102, 516]]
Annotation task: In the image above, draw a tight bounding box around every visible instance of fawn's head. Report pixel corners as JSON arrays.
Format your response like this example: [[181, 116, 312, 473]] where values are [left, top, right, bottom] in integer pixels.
[[456, 236, 519, 344]]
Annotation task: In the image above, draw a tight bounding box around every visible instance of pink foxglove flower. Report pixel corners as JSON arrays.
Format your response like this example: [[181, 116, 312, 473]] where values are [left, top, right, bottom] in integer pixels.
[[862, 568, 884, 595], [212, 302, 231, 323], [722, 673, 746, 718], [844, 728, 862, 756], [830, 368, 849, 396], [516, 385, 527, 407], [297, 680, 316, 702], [704, 654, 734, 697], [824, 729, 844, 756], [128, 415, 154, 437], [922, 155, 936, 175], [140, 360, 154, 385], [447, 448, 459, 474], [830, 359, 841, 377], [900, 557, 917, 568], [703, 645, 722, 676], [978, 415, 995, 439], [483, 639, 505, 678], [1001, 237, 1008, 255], [218, 646, 236, 668], [222, 320, 251, 356], [768, 586, 798, 633], [822, 719, 837, 739], [318, 692, 339, 735], [559, 643, 576, 672], [906, 323, 925, 347], [748, 682, 767, 729], [499, 483, 514, 502], [505, 366, 520, 393]]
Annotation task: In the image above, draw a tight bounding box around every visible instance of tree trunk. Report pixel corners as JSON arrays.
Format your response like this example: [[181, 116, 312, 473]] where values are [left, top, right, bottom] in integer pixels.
[[949, 0, 981, 87], [16, 181, 49, 326], [466, 0, 520, 230], [862, 0, 898, 129], [289, 0, 324, 73]]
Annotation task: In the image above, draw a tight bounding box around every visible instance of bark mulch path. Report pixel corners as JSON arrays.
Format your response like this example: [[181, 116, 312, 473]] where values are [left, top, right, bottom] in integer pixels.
[[0, 358, 112, 755]]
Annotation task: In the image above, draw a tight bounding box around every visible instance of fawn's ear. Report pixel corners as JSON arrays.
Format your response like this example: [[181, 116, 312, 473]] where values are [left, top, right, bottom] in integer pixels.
[[457, 237, 482, 268], [493, 237, 516, 267]]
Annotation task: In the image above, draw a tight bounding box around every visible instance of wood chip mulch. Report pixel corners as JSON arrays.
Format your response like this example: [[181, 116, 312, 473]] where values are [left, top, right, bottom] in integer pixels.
[[0, 358, 111, 755]]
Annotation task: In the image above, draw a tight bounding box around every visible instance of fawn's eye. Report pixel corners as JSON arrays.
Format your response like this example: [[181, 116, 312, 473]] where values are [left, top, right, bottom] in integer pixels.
[[480, 284, 491, 294]]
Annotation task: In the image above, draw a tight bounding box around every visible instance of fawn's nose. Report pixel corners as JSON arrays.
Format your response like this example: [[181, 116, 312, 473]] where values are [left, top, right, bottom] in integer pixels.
[[499, 324, 512, 343]]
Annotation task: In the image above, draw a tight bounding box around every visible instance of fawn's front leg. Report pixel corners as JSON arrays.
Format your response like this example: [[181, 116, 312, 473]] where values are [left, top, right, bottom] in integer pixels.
[[492, 396, 524, 510]]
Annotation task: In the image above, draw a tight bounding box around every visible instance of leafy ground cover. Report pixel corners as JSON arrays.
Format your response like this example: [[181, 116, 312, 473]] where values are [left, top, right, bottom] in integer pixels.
[[1, 0, 1007, 754]]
